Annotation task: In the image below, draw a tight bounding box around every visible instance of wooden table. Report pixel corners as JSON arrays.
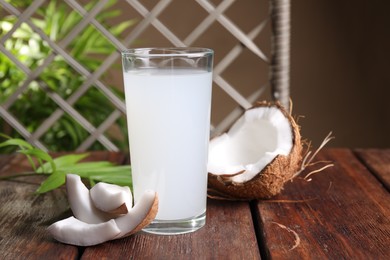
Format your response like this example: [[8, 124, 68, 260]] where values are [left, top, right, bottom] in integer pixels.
[[0, 149, 389, 259]]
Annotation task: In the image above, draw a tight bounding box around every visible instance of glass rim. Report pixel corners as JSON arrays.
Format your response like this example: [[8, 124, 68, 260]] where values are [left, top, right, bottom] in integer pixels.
[[121, 47, 213, 58]]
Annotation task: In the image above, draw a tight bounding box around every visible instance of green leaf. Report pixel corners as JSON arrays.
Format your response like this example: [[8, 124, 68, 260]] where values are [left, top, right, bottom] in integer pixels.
[[18, 148, 55, 173], [35, 170, 66, 194], [57, 161, 115, 171], [0, 137, 37, 170], [0, 133, 12, 139], [55, 153, 89, 168], [58, 162, 132, 187], [64, 164, 131, 178], [45, 0, 57, 37], [36, 162, 131, 193], [60, 11, 81, 37], [49, 5, 61, 41], [0, 133, 133, 193], [60, 118, 80, 147], [0, 138, 33, 150], [96, 10, 121, 21], [109, 20, 136, 36], [36, 153, 89, 174], [90, 172, 132, 187]]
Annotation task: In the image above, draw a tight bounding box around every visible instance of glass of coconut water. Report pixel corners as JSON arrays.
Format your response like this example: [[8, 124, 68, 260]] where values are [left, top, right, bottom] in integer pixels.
[[121, 48, 213, 235]]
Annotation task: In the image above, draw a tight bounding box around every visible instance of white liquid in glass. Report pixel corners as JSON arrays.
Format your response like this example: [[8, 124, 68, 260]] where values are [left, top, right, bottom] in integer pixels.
[[123, 69, 212, 220]]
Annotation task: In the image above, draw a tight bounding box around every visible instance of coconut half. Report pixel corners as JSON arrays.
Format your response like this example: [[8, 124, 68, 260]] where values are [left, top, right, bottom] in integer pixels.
[[207, 101, 302, 200]]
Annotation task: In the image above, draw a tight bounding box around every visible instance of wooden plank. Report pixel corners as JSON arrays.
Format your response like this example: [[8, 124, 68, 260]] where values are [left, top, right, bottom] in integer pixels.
[[0, 154, 78, 259], [0, 152, 126, 259], [0, 155, 10, 170], [355, 149, 390, 191], [253, 149, 390, 259], [81, 199, 261, 259]]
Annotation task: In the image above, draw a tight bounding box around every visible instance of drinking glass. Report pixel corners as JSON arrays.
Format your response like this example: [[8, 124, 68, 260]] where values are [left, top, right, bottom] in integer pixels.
[[122, 47, 213, 235]]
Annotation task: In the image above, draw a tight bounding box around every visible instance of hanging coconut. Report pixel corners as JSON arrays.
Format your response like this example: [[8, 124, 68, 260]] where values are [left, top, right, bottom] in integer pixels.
[[207, 101, 303, 200]]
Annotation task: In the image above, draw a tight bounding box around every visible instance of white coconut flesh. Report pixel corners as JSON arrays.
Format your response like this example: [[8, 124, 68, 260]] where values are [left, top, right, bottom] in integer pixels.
[[47, 217, 120, 247], [48, 174, 158, 246], [66, 174, 111, 224], [114, 190, 157, 237], [90, 182, 132, 213], [208, 106, 293, 183]]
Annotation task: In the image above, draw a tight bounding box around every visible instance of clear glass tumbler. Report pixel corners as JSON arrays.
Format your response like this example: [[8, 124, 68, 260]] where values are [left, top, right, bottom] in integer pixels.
[[122, 48, 213, 235]]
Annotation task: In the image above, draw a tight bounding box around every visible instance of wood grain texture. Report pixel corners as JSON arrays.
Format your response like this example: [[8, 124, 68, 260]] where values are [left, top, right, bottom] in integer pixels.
[[81, 199, 261, 260], [253, 149, 390, 259], [2, 149, 390, 259], [355, 148, 390, 191], [0, 154, 9, 170], [0, 152, 126, 259], [0, 154, 78, 259]]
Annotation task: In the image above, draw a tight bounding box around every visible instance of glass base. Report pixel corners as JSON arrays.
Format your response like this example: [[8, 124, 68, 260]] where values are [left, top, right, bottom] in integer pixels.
[[142, 211, 206, 235]]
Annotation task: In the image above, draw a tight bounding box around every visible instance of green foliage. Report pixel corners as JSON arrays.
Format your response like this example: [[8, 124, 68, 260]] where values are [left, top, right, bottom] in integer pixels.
[[0, 0, 135, 151], [0, 135, 132, 194]]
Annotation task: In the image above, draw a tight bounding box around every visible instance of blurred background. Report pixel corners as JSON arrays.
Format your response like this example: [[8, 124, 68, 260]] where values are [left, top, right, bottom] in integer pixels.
[[291, 0, 390, 149], [1, 0, 389, 152]]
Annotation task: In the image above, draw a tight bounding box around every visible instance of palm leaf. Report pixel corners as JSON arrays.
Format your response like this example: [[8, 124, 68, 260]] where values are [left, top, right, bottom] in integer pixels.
[[36, 170, 66, 194], [36, 153, 89, 174], [18, 148, 56, 173]]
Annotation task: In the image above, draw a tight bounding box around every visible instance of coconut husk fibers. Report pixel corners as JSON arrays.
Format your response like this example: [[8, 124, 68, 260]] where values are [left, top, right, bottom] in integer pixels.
[[207, 101, 303, 200]]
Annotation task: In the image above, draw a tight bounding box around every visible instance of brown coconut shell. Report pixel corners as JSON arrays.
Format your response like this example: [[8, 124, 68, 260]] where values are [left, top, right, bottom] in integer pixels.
[[120, 193, 159, 238], [207, 101, 303, 200]]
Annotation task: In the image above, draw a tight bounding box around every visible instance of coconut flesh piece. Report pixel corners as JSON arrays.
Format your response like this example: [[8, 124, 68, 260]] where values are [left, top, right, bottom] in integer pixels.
[[66, 174, 111, 224], [208, 106, 293, 183], [114, 190, 158, 238], [47, 217, 120, 247], [48, 174, 158, 246], [90, 182, 132, 214]]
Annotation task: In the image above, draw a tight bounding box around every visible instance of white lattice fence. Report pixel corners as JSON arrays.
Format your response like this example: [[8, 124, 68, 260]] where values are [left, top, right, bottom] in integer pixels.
[[0, 0, 290, 151]]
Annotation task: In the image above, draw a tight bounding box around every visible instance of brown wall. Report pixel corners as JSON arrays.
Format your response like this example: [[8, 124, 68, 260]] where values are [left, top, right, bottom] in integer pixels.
[[291, 0, 390, 148]]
